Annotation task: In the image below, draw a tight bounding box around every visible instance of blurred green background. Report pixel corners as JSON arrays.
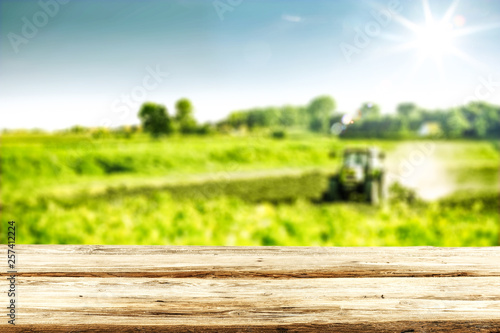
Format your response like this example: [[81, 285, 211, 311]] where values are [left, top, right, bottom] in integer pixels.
[[1, 117, 498, 245], [2, 0, 500, 246]]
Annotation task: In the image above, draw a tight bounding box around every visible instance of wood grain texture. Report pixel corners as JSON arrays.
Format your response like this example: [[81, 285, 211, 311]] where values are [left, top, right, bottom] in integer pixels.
[[2, 246, 500, 332], [2, 245, 500, 278]]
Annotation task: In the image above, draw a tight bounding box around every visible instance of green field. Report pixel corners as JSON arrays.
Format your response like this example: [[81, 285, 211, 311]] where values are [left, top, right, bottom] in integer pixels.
[[1, 132, 498, 246]]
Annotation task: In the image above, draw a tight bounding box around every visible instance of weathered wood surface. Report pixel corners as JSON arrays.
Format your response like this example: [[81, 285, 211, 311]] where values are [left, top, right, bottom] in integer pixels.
[[3, 245, 500, 278], [2, 246, 500, 332]]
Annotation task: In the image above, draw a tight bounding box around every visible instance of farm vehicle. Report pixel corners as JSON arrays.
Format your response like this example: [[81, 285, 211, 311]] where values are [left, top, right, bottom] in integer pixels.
[[325, 147, 386, 205]]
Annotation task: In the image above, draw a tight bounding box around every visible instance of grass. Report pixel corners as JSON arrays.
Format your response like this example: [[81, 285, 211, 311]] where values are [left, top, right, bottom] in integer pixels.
[[1, 132, 498, 246]]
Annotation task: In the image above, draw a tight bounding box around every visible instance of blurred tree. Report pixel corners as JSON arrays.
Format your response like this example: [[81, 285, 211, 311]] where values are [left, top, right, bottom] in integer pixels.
[[307, 95, 336, 133], [359, 102, 381, 119], [267, 107, 281, 127], [247, 109, 265, 129], [279, 106, 299, 127], [296, 106, 309, 127], [175, 98, 198, 134], [227, 111, 248, 129], [69, 125, 88, 134], [484, 104, 500, 138], [138, 102, 173, 138], [444, 108, 470, 138], [196, 123, 215, 135], [460, 102, 500, 138], [398, 102, 423, 129], [396, 103, 418, 118]]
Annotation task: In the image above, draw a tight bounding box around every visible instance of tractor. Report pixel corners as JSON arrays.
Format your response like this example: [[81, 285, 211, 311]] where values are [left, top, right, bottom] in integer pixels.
[[325, 147, 385, 205]]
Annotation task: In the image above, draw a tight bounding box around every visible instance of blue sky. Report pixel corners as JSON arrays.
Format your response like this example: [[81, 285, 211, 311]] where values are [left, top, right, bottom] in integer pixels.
[[1, 0, 500, 130]]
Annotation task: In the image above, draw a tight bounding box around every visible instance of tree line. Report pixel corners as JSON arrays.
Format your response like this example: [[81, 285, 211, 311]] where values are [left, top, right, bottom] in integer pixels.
[[216, 97, 500, 139], [336, 101, 500, 139], [136, 95, 338, 138], [58, 96, 499, 140], [217, 96, 336, 134]]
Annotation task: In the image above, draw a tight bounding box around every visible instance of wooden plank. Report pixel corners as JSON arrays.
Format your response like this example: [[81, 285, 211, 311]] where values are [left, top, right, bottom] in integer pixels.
[[2, 245, 500, 278], [14, 276, 500, 322], [7, 276, 500, 332], [2, 246, 500, 332]]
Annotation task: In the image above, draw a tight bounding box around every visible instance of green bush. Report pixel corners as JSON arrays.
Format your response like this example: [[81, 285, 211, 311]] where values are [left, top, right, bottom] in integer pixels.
[[388, 182, 422, 206], [271, 129, 287, 139], [196, 124, 215, 135]]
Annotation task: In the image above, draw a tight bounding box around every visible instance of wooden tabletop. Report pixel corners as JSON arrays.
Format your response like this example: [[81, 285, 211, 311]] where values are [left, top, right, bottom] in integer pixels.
[[2, 245, 500, 332]]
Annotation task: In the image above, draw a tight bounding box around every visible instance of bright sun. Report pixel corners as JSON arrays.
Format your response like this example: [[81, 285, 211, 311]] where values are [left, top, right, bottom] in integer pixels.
[[414, 21, 455, 59], [385, 0, 495, 79]]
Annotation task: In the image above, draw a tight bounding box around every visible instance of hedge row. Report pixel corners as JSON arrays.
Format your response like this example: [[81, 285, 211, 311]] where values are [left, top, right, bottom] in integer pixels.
[[107, 170, 329, 202], [34, 170, 331, 208], [159, 171, 328, 202]]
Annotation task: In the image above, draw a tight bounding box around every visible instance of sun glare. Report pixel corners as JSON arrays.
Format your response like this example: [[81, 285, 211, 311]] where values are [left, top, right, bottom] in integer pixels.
[[383, 0, 499, 79], [415, 21, 455, 58]]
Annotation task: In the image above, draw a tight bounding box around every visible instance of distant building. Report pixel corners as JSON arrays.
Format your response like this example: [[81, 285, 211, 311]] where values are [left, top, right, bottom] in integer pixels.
[[418, 122, 442, 137]]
